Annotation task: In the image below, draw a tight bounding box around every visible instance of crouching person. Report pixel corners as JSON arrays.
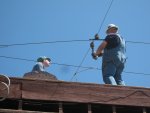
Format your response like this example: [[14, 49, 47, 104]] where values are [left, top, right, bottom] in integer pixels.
[[32, 56, 51, 72], [24, 56, 57, 80]]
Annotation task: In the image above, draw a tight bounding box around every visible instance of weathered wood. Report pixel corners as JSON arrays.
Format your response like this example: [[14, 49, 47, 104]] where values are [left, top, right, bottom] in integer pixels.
[[112, 106, 116, 113], [59, 102, 63, 113], [21, 79, 150, 107], [143, 108, 147, 113], [0, 109, 58, 113], [88, 104, 92, 113], [0, 81, 21, 100], [1, 77, 150, 107], [18, 100, 23, 110]]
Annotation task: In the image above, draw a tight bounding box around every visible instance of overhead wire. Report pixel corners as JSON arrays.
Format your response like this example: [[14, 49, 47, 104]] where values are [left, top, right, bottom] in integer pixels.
[[0, 60, 148, 104], [0, 56, 36, 62], [1, 39, 150, 49], [0, 55, 98, 70], [69, 0, 115, 81], [0, 0, 150, 82], [126, 40, 150, 45], [0, 40, 90, 48], [70, 48, 91, 81], [97, 0, 114, 34], [1, 55, 150, 76]]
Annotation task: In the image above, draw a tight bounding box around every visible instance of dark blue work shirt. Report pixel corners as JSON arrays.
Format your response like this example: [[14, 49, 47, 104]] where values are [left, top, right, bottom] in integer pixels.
[[32, 62, 45, 72], [104, 34, 120, 49]]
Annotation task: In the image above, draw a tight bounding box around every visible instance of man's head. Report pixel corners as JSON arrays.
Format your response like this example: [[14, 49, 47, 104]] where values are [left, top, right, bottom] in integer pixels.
[[37, 56, 51, 67], [106, 24, 118, 34]]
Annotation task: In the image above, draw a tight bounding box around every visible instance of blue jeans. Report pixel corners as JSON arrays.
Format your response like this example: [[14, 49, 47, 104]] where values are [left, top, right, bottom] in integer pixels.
[[102, 60, 125, 85]]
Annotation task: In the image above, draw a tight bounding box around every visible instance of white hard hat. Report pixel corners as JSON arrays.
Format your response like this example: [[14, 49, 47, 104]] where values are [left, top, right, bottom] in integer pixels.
[[107, 24, 118, 31]]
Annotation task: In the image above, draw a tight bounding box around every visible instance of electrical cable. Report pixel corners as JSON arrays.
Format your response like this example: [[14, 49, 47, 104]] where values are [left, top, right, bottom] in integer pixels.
[[1, 39, 150, 49], [0, 56, 36, 62], [70, 48, 91, 81], [70, 0, 115, 81], [1, 55, 150, 76], [97, 0, 114, 34], [0, 40, 89, 48], [52, 62, 98, 70], [0, 55, 98, 70], [126, 40, 150, 45]]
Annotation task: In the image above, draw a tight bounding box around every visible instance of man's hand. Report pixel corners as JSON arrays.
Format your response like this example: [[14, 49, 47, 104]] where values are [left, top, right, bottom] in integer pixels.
[[98, 52, 103, 57], [92, 52, 98, 60]]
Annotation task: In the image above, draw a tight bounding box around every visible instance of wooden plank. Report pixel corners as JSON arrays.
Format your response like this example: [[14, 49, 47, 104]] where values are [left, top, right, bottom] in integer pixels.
[[143, 108, 147, 113], [59, 102, 63, 113], [88, 104, 92, 113], [0, 83, 21, 99], [3, 77, 150, 107], [18, 100, 23, 110], [0, 109, 58, 113], [21, 79, 150, 107], [112, 106, 116, 113]]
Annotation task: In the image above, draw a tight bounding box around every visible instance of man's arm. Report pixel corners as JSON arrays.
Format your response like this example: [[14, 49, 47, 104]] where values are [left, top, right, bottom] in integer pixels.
[[95, 41, 107, 56]]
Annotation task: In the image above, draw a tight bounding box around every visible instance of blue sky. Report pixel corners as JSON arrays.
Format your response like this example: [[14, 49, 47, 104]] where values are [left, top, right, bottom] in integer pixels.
[[0, 0, 150, 88]]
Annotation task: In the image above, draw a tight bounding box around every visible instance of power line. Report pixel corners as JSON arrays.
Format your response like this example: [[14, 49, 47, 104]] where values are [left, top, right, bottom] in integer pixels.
[[70, 48, 91, 81], [69, 0, 115, 81], [126, 41, 150, 45], [0, 55, 150, 76], [97, 0, 114, 34], [0, 55, 98, 70], [0, 40, 90, 48], [52, 62, 98, 70], [1, 39, 150, 48], [123, 71, 150, 76], [0, 56, 36, 62]]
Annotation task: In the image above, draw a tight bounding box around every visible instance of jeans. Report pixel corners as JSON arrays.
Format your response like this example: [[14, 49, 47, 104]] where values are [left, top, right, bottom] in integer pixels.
[[102, 60, 125, 85]]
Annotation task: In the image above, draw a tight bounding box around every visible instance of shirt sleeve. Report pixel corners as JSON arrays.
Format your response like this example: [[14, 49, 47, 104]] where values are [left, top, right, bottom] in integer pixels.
[[104, 35, 110, 43], [104, 35, 120, 49]]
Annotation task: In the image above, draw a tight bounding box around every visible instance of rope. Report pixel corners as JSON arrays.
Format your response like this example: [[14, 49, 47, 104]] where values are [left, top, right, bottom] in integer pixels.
[[0, 74, 10, 101]]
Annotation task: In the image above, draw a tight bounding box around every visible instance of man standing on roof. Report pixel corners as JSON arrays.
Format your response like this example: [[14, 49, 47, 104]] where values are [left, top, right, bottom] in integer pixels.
[[32, 56, 51, 72], [93, 24, 126, 85]]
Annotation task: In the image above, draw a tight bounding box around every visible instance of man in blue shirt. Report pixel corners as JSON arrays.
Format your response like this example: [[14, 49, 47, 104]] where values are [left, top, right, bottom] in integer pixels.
[[32, 56, 51, 72], [93, 24, 126, 85], [23, 56, 57, 80]]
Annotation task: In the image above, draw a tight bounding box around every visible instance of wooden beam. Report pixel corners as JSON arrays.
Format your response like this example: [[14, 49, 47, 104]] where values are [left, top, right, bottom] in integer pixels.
[[112, 106, 116, 113], [88, 104, 92, 113], [18, 100, 23, 110], [59, 102, 63, 113], [0, 109, 58, 113], [143, 108, 147, 113], [4, 77, 150, 107]]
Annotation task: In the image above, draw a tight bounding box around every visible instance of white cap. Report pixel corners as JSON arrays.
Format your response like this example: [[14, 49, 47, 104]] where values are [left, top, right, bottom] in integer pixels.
[[106, 24, 118, 33], [107, 24, 118, 30]]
